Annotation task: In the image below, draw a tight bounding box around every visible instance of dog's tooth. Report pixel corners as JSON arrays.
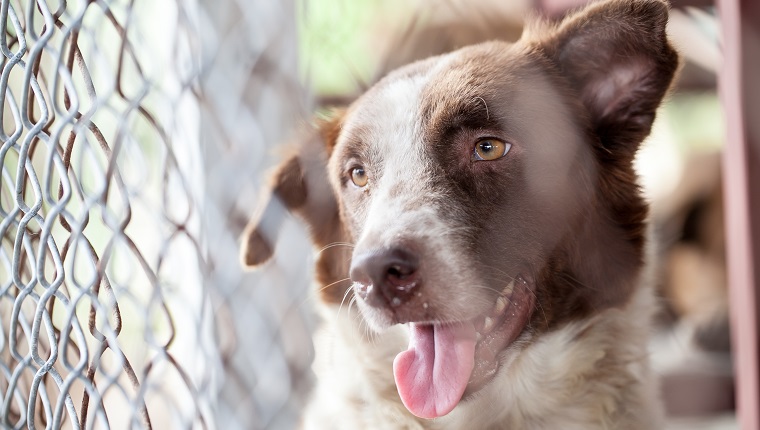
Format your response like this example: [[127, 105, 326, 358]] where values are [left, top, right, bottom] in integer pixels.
[[422, 302, 429, 309], [483, 316, 494, 333], [503, 280, 515, 296], [476, 332, 483, 342], [494, 295, 508, 315]]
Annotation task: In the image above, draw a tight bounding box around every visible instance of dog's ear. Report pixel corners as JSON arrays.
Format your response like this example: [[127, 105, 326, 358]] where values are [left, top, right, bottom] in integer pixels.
[[240, 152, 308, 267], [241, 110, 351, 301], [531, 0, 679, 156]]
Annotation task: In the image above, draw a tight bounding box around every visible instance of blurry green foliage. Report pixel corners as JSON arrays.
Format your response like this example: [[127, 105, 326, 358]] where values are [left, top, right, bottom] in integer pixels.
[[298, 0, 414, 96]]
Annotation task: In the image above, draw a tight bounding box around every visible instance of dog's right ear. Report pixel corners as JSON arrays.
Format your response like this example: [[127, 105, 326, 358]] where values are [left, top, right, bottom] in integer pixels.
[[241, 110, 346, 270]]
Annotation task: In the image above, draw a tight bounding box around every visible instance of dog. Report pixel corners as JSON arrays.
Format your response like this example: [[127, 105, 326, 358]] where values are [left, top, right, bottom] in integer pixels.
[[241, 0, 679, 428]]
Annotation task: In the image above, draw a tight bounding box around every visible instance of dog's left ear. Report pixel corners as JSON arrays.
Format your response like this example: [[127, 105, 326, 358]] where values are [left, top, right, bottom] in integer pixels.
[[532, 0, 679, 156]]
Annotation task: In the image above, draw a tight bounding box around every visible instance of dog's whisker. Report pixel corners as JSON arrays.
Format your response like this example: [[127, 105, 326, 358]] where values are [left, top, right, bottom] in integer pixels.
[[317, 278, 351, 293], [347, 299, 378, 345], [534, 301, 550, 329], [363, 320, 377, 346], [317, 242, 356, 254], [470, 277, 516, 292], [308, 277, 352, 310], [336, 284, 356, 319], [293, 277, 350, 309], [341, 294, 383, 347], [477, 264, 519, 281], [316, 277, 352, 294]]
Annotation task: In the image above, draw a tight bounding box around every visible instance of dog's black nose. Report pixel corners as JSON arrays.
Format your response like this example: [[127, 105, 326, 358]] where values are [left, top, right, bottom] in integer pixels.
[[350, 248, 420, 307]]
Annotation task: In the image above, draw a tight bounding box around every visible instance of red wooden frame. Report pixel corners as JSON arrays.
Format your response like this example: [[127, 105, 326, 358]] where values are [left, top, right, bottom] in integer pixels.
[[717, 0, 760, 427]]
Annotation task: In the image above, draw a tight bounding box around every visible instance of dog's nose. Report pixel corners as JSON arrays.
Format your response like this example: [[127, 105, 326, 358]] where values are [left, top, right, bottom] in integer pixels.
[[350, 248, 420, 307]]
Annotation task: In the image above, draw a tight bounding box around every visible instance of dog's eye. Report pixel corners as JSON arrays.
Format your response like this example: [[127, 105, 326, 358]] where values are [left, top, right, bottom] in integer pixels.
[[473, 139, 510, 161], [351, 167, 369, 187]]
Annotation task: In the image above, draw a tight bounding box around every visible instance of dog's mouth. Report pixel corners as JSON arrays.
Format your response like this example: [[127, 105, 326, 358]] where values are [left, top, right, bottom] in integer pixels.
[[392, 276, 535, 419]]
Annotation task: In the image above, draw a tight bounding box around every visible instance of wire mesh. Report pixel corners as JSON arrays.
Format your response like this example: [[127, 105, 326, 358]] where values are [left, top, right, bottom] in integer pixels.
[[0, 0, 312, 429]]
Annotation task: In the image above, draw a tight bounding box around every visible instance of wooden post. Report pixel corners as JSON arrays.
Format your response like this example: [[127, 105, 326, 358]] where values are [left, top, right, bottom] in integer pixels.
[[716, 0, 760, 428]]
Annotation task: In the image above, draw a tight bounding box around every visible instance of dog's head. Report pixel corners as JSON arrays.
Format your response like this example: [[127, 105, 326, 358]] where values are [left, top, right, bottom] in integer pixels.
[[242, 0, 678, 420]]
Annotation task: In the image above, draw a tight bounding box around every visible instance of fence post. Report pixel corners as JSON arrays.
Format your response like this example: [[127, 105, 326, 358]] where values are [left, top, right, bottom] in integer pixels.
[[716, 0, 760, 428]]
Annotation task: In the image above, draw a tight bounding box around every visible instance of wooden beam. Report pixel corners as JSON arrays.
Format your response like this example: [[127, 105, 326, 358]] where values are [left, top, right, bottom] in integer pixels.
[[716, 0, 760, 428]]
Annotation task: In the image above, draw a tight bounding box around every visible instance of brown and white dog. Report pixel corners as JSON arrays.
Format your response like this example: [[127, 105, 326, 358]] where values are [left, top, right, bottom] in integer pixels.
[[242, 0, 679, 428]]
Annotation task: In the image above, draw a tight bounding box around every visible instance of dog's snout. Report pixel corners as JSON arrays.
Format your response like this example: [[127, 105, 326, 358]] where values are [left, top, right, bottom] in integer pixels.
[[350, 248, 420, 307]]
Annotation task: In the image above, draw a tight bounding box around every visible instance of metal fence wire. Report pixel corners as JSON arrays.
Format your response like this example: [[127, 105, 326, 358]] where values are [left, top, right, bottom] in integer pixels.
[[0, 0, 313, 429]]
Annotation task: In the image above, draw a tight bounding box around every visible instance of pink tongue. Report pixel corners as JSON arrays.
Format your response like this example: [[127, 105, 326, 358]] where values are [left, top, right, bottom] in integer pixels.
[[393, 322, 477, 419]]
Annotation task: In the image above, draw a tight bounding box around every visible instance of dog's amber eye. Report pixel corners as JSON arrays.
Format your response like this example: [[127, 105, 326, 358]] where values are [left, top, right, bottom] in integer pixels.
[[474, 139, 510, 161], [351, 167, 368, 187]]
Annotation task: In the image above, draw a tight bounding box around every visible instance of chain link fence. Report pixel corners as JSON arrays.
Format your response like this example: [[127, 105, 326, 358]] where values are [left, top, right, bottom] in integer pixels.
[[0, 0, 313, 429]]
